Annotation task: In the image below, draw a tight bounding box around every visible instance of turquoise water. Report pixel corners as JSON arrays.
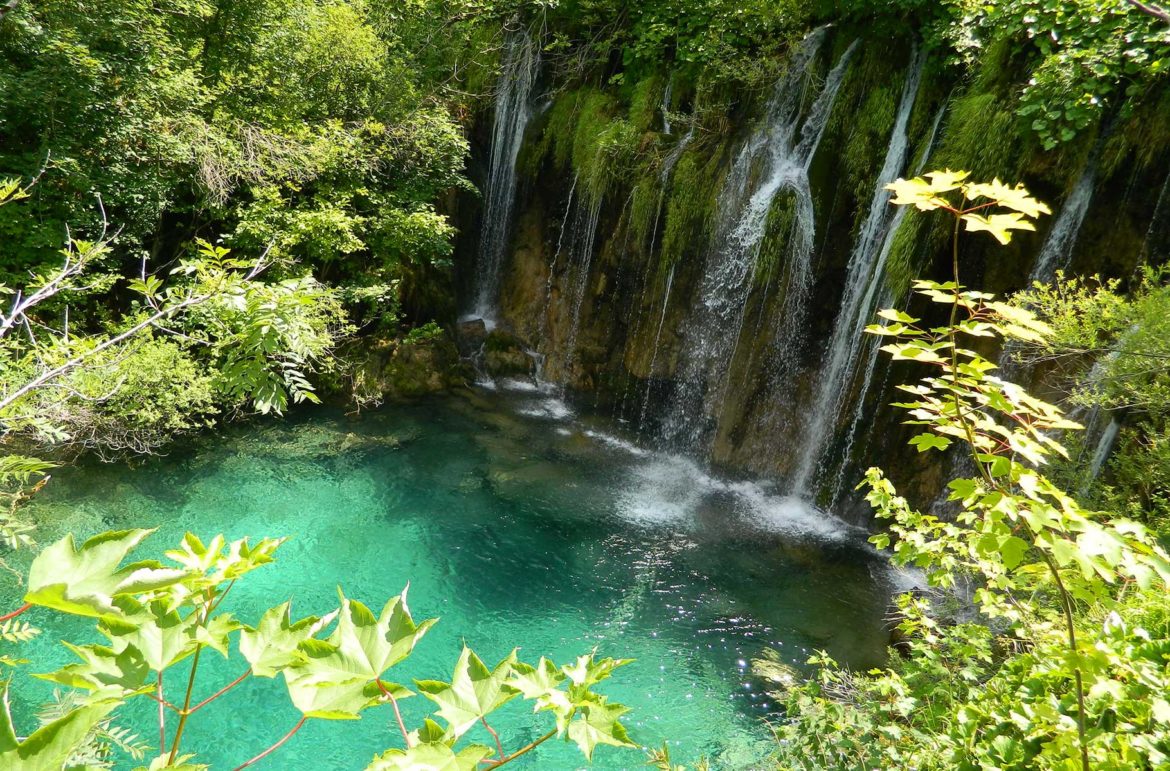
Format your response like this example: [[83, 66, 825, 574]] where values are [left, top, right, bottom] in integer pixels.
[[8, 384, 898, 769]]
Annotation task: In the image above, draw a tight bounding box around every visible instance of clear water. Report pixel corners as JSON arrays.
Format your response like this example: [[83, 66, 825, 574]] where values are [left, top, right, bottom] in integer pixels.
[[7, 386, 897, 769]]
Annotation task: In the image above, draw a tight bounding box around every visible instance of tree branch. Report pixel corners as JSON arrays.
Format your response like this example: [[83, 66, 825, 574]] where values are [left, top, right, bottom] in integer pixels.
[[1126, 0, 1170, 22]]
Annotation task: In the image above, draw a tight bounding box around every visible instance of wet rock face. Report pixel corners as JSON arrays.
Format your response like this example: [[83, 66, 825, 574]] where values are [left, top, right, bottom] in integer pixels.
[[456, 318, 489, 352], [483, 329, 536, 378], [456, 27, 1170, 518], [347, 334, 470, 403]]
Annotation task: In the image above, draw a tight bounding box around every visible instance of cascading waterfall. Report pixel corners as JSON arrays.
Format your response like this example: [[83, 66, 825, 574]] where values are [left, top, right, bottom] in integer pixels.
[[469, 28, 540, 322], [1141, 170, 1170, 261], [1086, 417, 1122, 485], [638, 263, 677, 432], [659, 29, 856, 453], [1031, 149, 1099, 282], [826, 97, 949, 506], [788, 47, 926, 499], [661, 79, 673, 135], [560, 193, 605, 377]]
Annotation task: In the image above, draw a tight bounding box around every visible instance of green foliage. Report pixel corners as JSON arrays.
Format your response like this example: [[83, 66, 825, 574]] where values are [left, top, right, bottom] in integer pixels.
[[31, 337, 217, 458], [768, 172, 1170, 770], [402, 321, 445, 345], [0, 0, 468, 329], [0, 529, 637, 768], [948, 0, 1170, 149], [1012, 269, 1170, 533]]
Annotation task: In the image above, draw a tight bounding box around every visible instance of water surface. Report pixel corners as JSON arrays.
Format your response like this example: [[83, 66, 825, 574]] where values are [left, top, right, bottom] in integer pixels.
[[10, 384, 899, 769]]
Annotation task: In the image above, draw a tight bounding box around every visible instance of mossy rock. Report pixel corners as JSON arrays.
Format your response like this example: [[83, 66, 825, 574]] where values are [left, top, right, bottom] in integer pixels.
[[349, 334, 469, 402]]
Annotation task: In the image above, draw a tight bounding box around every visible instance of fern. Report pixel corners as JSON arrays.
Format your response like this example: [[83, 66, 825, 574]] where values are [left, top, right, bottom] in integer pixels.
[[0, 618, 38, 643], [36, 691, 149, 767]]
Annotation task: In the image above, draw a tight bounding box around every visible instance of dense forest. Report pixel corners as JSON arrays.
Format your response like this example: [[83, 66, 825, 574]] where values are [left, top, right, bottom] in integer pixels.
[[1, 0, 1170, 768]]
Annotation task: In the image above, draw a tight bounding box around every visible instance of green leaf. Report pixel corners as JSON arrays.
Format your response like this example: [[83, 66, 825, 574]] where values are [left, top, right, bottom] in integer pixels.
[[367, 741, 492, 771], [960, 212, 1036, 245], [999, 536, 1030, 570], [506, 657, 571, 717], [876, 308, 918, 324], [565, 697, 636, 761], [282, 589, 434, 719], [26, 530, 188, 619], [36, 641, 151, 695], [561, 653, 632, 689], [99, 599, 199, 671], [0, 682, 118, 770], [240, 602, 336, 678], [416, 648, 519, 738], [909, 433, 952, 453]]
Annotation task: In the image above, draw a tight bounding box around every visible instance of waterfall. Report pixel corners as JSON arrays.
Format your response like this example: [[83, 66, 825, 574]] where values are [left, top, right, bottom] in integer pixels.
[[826, 98, 948, 506], [561, 193, 605, 377], [1141, 170, 1170, 261], [662, 79, 673, 135], [659, 29, 856, 453], [1086, 417, 1121, 485], [638, 263, 677, 432], [788, 47, 926, 499], [1031, 150, 1099, 282], [469, 28, 540, 323]]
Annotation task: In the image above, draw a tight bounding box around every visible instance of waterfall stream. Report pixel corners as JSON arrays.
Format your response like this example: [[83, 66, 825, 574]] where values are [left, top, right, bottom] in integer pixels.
[[469, 29, 540, 323], [1087, 417, 1122, 485], [788, 47, 926, 499], [1031, 148, 1100, 282], [560, 192, 605, 378], [659, 29, 856, 454], [826, 97, 949, 506]]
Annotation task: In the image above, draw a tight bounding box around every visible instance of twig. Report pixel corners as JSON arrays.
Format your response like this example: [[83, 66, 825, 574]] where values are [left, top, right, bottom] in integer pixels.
[[479, 729, 557, 768], [377, 679, 412, 747], [232, 717, 307, 770], [1126, 0, 1170, 23], [189, 668, 251, 714]]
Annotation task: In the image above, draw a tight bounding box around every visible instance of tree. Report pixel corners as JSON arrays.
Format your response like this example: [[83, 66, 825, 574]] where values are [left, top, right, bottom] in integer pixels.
[[765, 172, 1170, 769]]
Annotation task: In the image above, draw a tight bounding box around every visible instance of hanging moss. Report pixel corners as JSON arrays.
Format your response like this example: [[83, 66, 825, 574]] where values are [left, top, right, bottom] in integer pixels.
[[882, 210, 932, 303], [754, 192, 800, 287], [934, 91, 1026, 180], [659, 141, 725, 272], [626, 73, 666, 135], [1102, 87, 1170, 179], [628, 174, 661, 248]]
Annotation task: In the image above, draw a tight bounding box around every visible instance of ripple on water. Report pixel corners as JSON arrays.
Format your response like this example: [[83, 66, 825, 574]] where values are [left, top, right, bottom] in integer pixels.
[[9, 392, 895, 769]]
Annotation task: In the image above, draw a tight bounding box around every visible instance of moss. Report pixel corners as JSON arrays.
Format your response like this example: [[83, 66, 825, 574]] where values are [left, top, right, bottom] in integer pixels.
[[882, 210, 931, 303], [1102, 86, 1170, 179], [629, 174, 661, 248], [659, 139, 726, 271], [754, 192, 801, 287], [626, 73, 666, 135], [934, 91, 1027, 180], [842, 85, 897, 205]]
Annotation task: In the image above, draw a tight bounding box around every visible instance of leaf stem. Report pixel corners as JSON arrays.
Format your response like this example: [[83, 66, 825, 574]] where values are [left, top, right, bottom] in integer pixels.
[[947, 206, 1089, 771], [157, 671, 166, 753], [232, 716, 307, 770], [0, 603, 30, 622], [481, 716, 504, 761], [1038, 548, 1090, 771], [167, 643, 203, 763], [480, 729, 557, 768], [190, 668, 251, 714], [377, 679, 412, 747]]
